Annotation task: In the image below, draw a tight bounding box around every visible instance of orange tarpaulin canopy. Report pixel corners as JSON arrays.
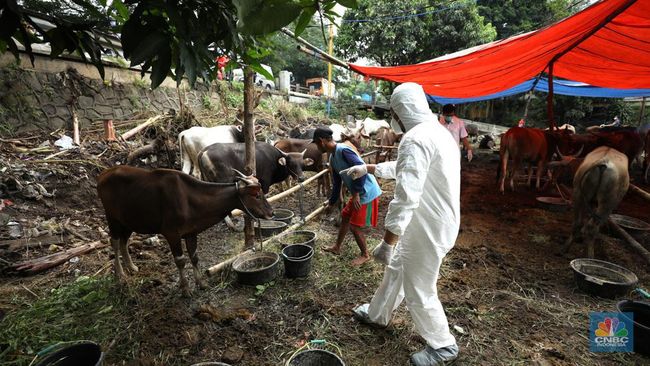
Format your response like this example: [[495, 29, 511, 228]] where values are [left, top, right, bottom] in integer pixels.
[[348, 0, 650, 99]]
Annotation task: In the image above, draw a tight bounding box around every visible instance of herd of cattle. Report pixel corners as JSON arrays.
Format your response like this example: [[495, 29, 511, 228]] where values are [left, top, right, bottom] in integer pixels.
[[96, 114, 649, 295], [97, 118, 402, 295], [497, 123, 650, 259]]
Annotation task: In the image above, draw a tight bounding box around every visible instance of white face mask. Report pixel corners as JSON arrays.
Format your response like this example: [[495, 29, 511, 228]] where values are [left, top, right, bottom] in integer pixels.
[[391, 117, 403, 133]]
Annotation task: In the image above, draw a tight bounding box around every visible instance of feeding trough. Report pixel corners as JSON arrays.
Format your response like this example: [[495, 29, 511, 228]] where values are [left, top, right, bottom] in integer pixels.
[[609, 214, 650, 241], [272, 208, 295, 225], [254, 219, 287, 238], [570, 258, 638, 298], [279, 230, 317, 248], [536, 196, 570, 212], [232, 252, 280, 285]]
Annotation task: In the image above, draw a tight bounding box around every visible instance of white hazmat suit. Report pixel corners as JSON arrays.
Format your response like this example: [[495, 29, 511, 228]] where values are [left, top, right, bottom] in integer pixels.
[[361, 83, 461, 359]]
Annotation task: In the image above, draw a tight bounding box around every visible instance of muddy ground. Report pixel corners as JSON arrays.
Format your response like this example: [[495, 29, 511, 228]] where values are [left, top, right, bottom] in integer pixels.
[[1, 139, 649, 366]]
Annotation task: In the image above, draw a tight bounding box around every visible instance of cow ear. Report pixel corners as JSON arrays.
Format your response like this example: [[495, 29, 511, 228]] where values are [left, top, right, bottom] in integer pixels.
[[303, 158, 314, 166], [244, 184, 261, 196], [361, 132, 370, 139], [236, 125, 243, 132], [278, 157, 287, 166]]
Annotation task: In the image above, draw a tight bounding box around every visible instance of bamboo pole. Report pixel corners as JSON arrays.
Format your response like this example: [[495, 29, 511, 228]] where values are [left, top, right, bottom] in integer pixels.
[[230, 169, 329, 217], [206, 200, 328, 276], [243, 66, 257, 250], [373, 145, 399, 150], [608, 219, 650, 265], [121, 115, 163, 140]]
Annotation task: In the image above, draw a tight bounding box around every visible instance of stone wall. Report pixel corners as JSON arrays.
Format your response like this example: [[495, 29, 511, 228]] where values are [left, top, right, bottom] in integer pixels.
[[0, 52, 221, 136]]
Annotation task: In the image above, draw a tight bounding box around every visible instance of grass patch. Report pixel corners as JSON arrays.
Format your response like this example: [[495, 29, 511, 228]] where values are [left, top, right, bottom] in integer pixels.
[[0, 276, 139, 366]]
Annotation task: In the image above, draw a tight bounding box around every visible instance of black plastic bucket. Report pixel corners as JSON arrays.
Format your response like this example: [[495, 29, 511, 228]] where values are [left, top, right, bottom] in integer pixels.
[[34, 341, 103, 366], [282, 244, 314, 278], [616, 300, 650, 355], [288, 349, 345, 366]]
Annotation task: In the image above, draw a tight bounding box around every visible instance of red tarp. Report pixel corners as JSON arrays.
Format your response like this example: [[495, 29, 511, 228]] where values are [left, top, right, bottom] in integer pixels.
[[348, 0, 650, 99]]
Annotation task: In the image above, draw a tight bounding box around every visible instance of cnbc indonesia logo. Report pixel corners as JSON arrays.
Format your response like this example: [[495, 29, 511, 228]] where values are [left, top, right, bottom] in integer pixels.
[[590, 313, 633, 352]]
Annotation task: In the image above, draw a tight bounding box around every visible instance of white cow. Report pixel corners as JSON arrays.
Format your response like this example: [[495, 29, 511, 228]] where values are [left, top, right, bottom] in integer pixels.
[[355, 117, 391, 138], [329, 123, 348, 142], [179, 125, 245, 177]]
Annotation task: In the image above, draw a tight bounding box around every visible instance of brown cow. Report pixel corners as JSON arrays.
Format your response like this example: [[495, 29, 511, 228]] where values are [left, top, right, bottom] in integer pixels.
[[563, 146, 629, 258], [97, 166, 273, 296], [374, 127, 403, 163], [497, 127, 570, 193]]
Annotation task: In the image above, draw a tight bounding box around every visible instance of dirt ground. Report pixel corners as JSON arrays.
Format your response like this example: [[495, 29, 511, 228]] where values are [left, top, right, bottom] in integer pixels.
[[1, 140, 649, 366]]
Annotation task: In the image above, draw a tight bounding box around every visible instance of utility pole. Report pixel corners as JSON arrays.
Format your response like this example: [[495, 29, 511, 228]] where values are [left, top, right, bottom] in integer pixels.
[[327, 22, 333, 116]]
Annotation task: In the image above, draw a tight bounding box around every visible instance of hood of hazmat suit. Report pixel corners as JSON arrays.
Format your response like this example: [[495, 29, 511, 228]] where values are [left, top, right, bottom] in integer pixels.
[[367, 82, 461, 350]]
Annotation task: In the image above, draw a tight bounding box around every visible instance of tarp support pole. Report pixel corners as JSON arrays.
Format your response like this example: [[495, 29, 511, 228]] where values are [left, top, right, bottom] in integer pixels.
[[547, 62, 556, 129], [640, 97, 646, 124]]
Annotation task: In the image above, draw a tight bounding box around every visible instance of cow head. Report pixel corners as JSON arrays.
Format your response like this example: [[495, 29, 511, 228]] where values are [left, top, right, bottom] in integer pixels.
[[275, 148, 313, 182], [341, 129, 364, 153], [233, 124, 264, 142], [232, 169, 273, 219]]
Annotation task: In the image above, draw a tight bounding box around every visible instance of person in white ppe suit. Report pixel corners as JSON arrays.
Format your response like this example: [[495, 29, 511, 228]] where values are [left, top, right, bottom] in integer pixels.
[[340, 82, 461, 366]]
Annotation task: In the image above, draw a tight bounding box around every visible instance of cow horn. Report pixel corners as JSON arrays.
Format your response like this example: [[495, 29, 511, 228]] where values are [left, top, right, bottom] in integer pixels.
[[232, 168, 248, 179], [274, 146, 288, 156], [300, 149, 307, 155], [572, 145, 584, 158], [555, 146, 565, 159]]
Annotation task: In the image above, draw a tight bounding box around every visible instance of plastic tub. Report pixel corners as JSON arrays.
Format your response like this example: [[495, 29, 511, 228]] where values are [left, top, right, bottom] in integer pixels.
[[288, 349, 345, 366], [232, 252, 280, 285], [272, 209, 295, 225], [279, 230, 317, 248], [616, 300, 650, 355], [570, 258, 638, 298], [34, 341, 103, 366], [282, 244, 314, 278], [609, 214, 650, 241], [254, 220, 287, 238]]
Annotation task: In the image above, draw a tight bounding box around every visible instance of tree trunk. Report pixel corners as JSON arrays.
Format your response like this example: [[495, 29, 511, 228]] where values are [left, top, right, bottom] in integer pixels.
[[243, 67, 257, 250]]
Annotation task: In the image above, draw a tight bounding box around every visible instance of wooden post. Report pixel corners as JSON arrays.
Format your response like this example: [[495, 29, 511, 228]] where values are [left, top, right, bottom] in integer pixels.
[[608, 219, 650, 265], [243, 66, 256, 250], [103, 119, 116, 141], [546, 62, 556, 130], [72, 109, 80, 145], [639, 97, 646, 125]]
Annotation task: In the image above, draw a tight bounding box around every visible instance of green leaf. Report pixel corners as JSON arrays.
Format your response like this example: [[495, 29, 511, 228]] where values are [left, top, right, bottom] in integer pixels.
[[294, 7, 316, 37], [336, 0, 358, 9], [249, 61, 272, 80], [128, 31, 169, 66], [150, 45, 171, 89], [179, 44, 197, 87], [234, 0, 303, 35], [111, 0, 130, 24]]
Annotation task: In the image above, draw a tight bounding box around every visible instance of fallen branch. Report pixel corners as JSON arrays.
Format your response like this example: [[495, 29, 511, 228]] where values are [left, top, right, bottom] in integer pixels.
[[43, 149, 72, 160], [629, 184, 650, 202], [608, 218, 650, 265], [64, 223, 91, 242], [126, 140, 162, 164], [121, 115, 164, 140], [10, 240, 107, 275]]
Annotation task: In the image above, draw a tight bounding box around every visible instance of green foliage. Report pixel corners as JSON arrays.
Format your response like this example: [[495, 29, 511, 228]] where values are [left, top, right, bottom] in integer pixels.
[[336, 0, 496, 66], [478, 0, 579, 40], [0, 276, 136, 365], [202, 95, 214, 110]]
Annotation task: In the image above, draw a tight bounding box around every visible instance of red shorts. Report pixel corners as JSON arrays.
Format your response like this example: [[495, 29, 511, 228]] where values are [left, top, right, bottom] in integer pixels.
[[341, 197, 379, 228]]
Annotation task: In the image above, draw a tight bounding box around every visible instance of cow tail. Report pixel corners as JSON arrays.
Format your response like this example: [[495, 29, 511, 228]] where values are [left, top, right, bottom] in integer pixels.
[[179, 132, 188, 175], [578, 162, 608, 221], [497, 141, 508, 185]]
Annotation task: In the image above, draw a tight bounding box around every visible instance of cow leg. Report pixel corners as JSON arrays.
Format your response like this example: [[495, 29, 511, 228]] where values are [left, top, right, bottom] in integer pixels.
[[535, 160, 545, 190], [166, 234, 190, 297], [185, 235, 208, 290], [224, 214, 243, 232], [110, 237, 127, 282], [119, 234, 138, 273], [510, 159, 521, 192], [498, 149, 509, 193]]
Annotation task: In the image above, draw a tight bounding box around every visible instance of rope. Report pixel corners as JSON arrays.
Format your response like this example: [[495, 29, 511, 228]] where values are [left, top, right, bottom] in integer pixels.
[[285, 339, 343, 366]]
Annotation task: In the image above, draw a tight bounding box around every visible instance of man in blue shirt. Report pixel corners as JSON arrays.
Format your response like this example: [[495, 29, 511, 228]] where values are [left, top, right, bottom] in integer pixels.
[[313, 127, 382, 266]]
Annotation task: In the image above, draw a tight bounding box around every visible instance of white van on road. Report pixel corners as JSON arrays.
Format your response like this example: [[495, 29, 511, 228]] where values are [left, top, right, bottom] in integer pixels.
[[231, 64, 275, 90]]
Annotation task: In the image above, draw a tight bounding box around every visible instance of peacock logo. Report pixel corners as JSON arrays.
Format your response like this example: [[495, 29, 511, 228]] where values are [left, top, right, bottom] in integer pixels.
[[595, 317, 628, 338]]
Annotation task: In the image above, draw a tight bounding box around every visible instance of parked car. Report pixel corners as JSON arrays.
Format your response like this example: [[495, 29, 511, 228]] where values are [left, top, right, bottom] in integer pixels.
[[231, 64, 275, 90]]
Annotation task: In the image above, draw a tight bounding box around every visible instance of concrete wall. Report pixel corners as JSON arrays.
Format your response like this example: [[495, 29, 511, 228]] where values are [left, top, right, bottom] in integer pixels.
[[0, 52, 221, 135]]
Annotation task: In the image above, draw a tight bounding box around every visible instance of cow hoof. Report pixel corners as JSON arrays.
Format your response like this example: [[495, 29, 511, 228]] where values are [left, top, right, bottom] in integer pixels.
[[127, 264, 139, 273]]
